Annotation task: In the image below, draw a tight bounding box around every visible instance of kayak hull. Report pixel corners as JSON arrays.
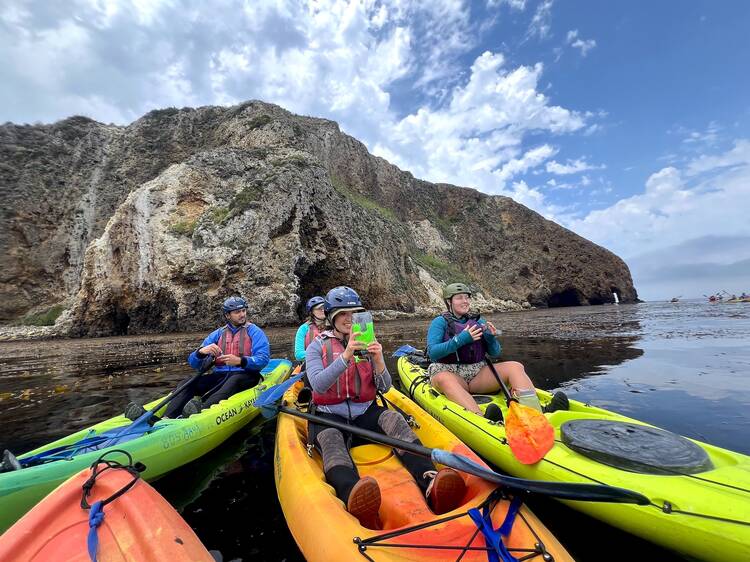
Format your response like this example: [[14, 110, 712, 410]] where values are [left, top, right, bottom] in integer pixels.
[[0, 358, 292, 532], [398, 356, 750, 562], [275, 382, 573, 562], [0, 466, 214, 562]]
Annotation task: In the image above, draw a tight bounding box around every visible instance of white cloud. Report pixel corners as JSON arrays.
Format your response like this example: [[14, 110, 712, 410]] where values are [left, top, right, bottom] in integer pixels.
[[374, 51, 585, 203], [566, 29, 596, 56], [668, 121, 722, 152], [527, 0, 554, 39], [627, 236, 750, 300], [546, 157, 603, 175], [1, 0, 591, 219], [488, 0, 527, 9], [686, 138, 750, 175], [567, 140, 750, 262]]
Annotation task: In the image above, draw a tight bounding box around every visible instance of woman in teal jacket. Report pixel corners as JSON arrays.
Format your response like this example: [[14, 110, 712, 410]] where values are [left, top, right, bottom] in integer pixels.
[[294, 296, 328, 361], [427, 283, 568, 417]]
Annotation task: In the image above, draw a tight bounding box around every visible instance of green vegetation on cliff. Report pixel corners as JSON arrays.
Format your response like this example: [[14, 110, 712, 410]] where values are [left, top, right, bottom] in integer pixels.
[[21, 304, 65, 326], [330, 175, 396, 221]]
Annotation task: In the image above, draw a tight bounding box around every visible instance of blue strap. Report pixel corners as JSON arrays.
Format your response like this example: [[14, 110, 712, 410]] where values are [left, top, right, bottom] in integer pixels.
[[498, 495, 523, 536], [468, 495, 523, 562], [392, 345, 418, 358], [21, 432, 102, 465], [87, 500, 105, 562]]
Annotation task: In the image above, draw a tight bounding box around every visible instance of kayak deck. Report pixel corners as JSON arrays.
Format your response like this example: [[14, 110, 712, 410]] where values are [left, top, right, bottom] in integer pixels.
[[0, 465, 214, 562], [398, 356, 750, 562]]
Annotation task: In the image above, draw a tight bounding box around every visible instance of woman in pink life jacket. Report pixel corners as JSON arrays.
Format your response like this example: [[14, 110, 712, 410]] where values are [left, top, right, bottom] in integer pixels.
[[294, 296, 328, 361], [426, 283, 568, 419], [305, 286, 466, 529]]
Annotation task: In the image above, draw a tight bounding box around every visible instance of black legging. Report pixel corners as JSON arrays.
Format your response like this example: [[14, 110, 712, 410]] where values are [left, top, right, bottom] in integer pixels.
[[164, 370, 261, 418], [308, 401, 435, 503]]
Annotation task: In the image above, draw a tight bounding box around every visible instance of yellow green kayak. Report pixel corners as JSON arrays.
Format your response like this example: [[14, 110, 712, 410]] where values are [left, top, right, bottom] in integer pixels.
[[0, 358, 292, 533], [398, 356, 750, 562]]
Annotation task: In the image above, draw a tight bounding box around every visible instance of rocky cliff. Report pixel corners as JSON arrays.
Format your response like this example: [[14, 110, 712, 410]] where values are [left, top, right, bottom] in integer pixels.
[[0, 101, 637, 336]]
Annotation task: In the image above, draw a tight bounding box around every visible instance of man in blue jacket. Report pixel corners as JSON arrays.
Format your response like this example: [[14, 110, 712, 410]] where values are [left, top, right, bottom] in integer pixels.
[[126, 296, 270, 419]]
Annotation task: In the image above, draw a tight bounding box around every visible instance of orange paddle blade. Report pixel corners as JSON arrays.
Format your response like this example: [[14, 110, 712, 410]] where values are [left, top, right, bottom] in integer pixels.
[[505, 402, 555, 464]]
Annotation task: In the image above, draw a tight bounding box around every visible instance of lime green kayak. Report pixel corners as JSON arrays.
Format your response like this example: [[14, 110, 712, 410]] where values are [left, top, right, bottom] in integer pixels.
[[0, 358, 292, 533], [398, 356, 750, 562]]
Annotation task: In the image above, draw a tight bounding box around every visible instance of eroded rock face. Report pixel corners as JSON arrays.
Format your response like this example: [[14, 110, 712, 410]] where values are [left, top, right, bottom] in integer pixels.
[[1, 101, 637, 336]]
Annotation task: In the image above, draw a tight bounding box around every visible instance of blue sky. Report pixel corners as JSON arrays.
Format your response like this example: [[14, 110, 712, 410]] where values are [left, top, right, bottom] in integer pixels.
[[2, 0, 749, 300]]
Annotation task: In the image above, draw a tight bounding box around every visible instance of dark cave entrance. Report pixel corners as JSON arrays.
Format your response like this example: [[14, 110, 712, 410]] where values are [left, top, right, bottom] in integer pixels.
[[111, 305, 130, 336], [295, 260, 351, 320], [547, 288, 586, 307]]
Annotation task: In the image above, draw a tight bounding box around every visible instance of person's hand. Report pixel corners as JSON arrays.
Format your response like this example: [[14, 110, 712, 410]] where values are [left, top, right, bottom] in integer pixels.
[[484, 321, 497, 336], [218, 354, 242, 366], [342, 337, 366, 362], [366, 341, 383, 361], [466, 324, 484, 341], [200, 343, 222, 356]]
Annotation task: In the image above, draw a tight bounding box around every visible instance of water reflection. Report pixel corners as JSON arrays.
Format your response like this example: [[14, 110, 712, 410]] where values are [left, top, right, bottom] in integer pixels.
[[154, 422, 304, 562], [1, 302, 749, 562]]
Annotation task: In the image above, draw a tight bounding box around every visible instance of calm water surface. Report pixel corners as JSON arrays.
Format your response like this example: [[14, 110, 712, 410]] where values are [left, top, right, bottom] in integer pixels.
[[1, 301, 748, 561]]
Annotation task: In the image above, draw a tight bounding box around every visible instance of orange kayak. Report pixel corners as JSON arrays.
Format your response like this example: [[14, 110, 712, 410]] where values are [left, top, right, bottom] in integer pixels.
[[0, 457, 214, 562], [275, 382, 573, 562]]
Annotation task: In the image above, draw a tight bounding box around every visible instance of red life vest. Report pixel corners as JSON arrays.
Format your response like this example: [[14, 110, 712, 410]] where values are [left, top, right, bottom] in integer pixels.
[[304, 321, 324, 348], [214, 324, 253, 366], [312, 331, 376, 406]]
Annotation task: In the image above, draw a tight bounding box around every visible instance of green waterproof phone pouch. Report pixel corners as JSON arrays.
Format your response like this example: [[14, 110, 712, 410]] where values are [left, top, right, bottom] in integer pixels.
[[351, 311, 375, 363]]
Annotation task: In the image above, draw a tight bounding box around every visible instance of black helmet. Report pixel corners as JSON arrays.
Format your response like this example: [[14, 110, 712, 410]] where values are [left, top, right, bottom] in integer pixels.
[[305, 296, 325, 314], [324, 286, 364, 321], [223, 296, 248, 313]]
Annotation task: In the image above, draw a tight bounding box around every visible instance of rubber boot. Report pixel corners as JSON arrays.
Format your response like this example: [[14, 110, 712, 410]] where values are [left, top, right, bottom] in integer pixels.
[[484, 403, 503, 422], [124, 402, 147, 421], [182, 397, 203, 417], [1, 450, 22, 472], [543, 391, 570, 413]]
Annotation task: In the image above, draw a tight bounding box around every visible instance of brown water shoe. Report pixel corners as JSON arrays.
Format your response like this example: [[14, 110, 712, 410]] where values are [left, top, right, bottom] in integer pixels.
[[425, 468, 466, 514], [347, 476, 382, 529]]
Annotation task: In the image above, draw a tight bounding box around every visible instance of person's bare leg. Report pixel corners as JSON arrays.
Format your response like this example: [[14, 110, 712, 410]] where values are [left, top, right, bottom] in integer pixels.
[[431, 372, 481, 415], [469, 361, 534, 394]]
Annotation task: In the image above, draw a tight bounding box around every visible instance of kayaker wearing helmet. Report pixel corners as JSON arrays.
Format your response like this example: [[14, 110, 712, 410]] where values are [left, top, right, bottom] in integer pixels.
[[294, 296, 327, 361], [305, 286, 466, 529], [126, 296, 270, 420], [427, 283, 568, 418]]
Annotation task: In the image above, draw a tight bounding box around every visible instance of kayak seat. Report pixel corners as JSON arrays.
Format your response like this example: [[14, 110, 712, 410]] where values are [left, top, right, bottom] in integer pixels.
[[561, 420, 714, 475], [351, 444, 435, 529]]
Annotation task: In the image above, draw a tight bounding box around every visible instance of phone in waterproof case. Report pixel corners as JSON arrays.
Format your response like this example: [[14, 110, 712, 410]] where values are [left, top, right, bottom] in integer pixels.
[[351, 311, 375, 362]]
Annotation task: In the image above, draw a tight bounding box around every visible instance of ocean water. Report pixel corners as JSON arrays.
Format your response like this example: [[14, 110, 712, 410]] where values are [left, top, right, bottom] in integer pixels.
[[1, 300, 748, 560]]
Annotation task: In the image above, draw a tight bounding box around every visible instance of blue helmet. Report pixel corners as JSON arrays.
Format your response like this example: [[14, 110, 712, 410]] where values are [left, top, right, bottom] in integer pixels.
[[223, 296, 248, 314], [324, 286, 364, 319], [306, 296, 325, 314]]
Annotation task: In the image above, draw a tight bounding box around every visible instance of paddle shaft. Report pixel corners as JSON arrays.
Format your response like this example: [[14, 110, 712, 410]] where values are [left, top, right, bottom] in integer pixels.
[[280, 406, 430, 457], [484, 355, 515, 405], [276, 405, 649, 504], [148, 357, 216, 415]]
